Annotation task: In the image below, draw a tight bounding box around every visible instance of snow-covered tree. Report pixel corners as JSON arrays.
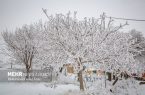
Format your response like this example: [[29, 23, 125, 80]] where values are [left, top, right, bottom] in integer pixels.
[[129, 30, 145, 74], [2, 25, 39, 78], [129, 29, 145, 57], [40, 11, 143, 90]]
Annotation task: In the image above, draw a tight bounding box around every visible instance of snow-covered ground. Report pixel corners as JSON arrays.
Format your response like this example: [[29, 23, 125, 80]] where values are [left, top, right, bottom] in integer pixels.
[[0, 67, 145, 95], [0, 83, 79, 95], [0, 80, 145, 95]]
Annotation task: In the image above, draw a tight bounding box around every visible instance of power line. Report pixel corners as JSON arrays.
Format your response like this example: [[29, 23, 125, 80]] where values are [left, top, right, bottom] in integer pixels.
[[106, 16, 145, 22]]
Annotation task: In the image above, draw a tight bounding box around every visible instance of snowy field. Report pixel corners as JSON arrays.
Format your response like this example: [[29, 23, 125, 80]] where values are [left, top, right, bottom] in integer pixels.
[[0, 67, 145, 95], [0, 81, 145, 95], [0, 83, 79, 95]]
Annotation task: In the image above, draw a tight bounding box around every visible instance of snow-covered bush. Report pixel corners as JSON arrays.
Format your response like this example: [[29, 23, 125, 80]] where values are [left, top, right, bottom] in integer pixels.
[[112, 78, 141, 95]]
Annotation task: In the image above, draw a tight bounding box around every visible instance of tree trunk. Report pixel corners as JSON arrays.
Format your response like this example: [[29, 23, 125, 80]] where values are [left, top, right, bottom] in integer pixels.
[[108, 72, 112, 81], [105, 71, 107, 88], [76, 57, 85, 91], [25, 63, 31, 79], [25, 56, 33, 79], [26, 67, 30, 79], [78, 70, 84, 91], [11, 63, 13, 69]]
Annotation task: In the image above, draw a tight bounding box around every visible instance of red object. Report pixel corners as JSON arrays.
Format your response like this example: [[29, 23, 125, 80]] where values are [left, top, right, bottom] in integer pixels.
[[142, 73, 145, 77]]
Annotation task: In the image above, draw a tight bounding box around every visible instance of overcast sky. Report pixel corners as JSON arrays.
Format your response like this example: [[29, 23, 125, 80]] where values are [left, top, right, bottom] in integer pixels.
[[0, 0, 145, 35]]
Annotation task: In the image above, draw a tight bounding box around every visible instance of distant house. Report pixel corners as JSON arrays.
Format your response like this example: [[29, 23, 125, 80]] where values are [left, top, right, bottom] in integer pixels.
[[84, 68, 105, 76], [63, 64, 74, 74], [142, 73, 145, 77], [63, 64, 105, 77], [142, 73, 145, 80]]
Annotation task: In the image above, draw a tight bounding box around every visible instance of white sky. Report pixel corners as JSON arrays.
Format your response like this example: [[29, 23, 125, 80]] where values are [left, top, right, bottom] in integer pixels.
[[0, 0, 145, 35]]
